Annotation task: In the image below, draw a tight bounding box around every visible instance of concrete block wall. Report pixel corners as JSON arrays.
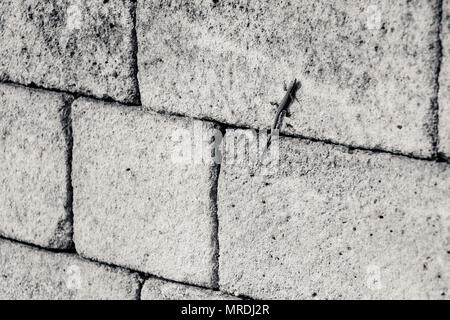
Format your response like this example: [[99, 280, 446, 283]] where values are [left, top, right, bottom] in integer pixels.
[[0, 0, 449, 299]]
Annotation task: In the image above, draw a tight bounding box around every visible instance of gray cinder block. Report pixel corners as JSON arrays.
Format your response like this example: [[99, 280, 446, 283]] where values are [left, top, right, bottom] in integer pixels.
[[137, 0, 441, 158], [218, 129, 450, 299], [0, 83, 73, 249], [141, 278, 239, 300], [72, 98, 220, 288], [0, 239, 141, 299], [0, 0, 139, 104]]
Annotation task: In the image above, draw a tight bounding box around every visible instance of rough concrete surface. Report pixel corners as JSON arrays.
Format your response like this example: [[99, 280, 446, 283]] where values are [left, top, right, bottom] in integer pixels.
[[218, 129, 450, 299], [141, 278, 239, 300], [0, 0, 138, 104], [0, 239, 141, 299], [440, 0, 450, 158], [0, 83, 73, 249], [137, 0, 441, 158], [72, 98, 220, 288]]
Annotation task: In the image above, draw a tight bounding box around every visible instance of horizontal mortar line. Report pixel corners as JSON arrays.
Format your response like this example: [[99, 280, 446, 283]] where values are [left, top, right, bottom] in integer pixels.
[[0, 234, 76, 254], [0, 234, 247, 299], [0, 79, 138, 107], [150, 108, 450, 165], [140, 272, 253, 300], [2, 79, 448, 165], [75, 253, 246, 298], [77, 254, 253, 300]]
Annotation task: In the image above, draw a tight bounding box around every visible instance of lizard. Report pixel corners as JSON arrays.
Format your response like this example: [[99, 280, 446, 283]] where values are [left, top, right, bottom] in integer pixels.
[[266, 78, 300, 149]]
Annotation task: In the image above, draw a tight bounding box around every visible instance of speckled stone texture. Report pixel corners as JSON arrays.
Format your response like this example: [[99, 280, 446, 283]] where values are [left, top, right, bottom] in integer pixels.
[[0, 239, 141, 299], [138, 0, 441, 158], [218, 129, 450, 299], [141, 278, 238, 300], [0, 83, 73, 249], [0, 0, 138, 104], [72, 98, 220, 288], [440, 0, 450, 158]]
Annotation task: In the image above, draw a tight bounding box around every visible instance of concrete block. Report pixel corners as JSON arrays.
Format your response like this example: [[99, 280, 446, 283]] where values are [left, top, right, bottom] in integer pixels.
[[439, 0, 450, 158], [0, 0, 138, 104], [72, 98, 220, 287], [0, 83, 73, 249], [137, 0, 441, 157], [0, 239, 141, 299], [141, 278, 238, 300], [218, 129, 450, 299]]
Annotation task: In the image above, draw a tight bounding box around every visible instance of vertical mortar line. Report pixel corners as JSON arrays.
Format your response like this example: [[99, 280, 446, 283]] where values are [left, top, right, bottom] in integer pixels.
[[135, 272, 148, 300], [60, 95, 76, 251], [211, 163, 221, 289], [433, 0, 444, 158], [131, 0, 142, 105], [210, 125, 226, 289]]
